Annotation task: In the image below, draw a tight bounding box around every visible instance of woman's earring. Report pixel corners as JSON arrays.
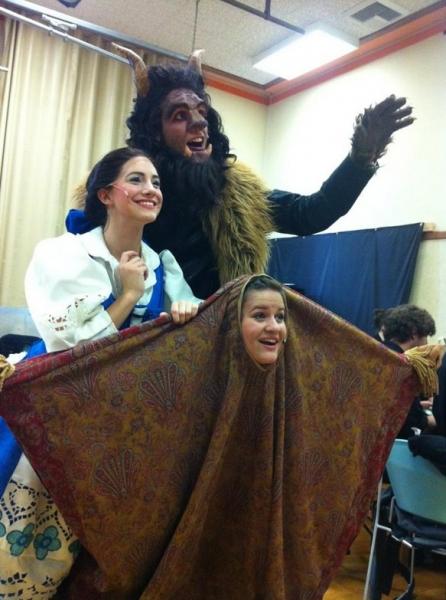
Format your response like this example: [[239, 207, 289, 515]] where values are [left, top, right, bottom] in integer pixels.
[[283, 338, 287, 344]]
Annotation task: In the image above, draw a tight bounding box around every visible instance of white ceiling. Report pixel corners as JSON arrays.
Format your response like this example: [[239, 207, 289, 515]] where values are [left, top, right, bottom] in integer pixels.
[[2, 0, 442, 84]]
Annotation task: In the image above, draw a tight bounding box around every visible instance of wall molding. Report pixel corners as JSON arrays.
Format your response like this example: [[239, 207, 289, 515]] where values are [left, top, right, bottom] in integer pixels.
[[422, 231, 446, 241], [205, 4, 446, 105]]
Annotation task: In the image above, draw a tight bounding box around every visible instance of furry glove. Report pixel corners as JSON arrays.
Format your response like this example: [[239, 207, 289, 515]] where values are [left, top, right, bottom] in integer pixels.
[[350, 94, 414, 168]]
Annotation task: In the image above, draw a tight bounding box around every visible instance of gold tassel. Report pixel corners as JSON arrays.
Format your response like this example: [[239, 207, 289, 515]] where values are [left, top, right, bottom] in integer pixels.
[[404, 344, 445, 397], [72, 179, 88, 209], [0, 355, 15, 392]]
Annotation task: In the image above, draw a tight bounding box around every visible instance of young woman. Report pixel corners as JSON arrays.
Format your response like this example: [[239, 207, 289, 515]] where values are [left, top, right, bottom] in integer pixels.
[[239, 274, 287, 366], [0, 147, 201, 598], [25, 147, 201, 351]]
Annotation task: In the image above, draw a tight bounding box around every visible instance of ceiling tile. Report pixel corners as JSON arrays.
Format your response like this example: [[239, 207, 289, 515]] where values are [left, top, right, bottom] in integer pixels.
[[2, 0, 442, 84]]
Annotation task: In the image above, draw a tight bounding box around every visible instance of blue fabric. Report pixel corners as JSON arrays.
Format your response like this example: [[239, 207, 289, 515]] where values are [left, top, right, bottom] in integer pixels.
[[0, 340, 48, 495], [101, 263, 165, 329], [101, 293, 116, 311], [26, 339, 47, 357], [65, 209, 96, 234], [101, 293, 133, 330], [0, 419, 22, 496], [268, 223, 423, 336], [142, 263, 165, 321]]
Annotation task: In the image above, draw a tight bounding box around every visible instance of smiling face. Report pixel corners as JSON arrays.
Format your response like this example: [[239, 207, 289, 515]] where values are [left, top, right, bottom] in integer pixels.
[[161, 88, 212, 162], [241, 289, 287, 365], [99, 156, 163, 225]]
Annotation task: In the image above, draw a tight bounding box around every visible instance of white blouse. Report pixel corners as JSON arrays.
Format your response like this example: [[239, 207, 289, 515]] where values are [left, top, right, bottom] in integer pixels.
[[25, 227, 200, 352]]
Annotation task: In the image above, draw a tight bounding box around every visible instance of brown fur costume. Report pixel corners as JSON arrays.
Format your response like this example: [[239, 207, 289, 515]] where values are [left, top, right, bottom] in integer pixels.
[[201, 161, 273, 283]]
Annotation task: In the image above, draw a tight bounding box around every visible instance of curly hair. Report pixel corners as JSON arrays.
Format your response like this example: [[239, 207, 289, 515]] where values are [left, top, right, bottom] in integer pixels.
[[372, 308, 389, 332], [126, 64, 232, 166], [382, 304, 436, 343]]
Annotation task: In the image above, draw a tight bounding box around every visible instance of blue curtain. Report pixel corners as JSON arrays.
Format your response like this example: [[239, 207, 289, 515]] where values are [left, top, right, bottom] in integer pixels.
[[268, 223, 423, 335]]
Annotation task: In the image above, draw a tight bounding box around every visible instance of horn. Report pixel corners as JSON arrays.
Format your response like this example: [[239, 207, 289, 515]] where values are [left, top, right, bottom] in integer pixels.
[[188, 49, 205, 76], [112, 42, 150, 97]]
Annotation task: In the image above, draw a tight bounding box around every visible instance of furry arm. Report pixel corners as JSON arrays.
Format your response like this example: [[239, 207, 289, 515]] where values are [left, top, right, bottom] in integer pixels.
[[350, 95, 414, 167]]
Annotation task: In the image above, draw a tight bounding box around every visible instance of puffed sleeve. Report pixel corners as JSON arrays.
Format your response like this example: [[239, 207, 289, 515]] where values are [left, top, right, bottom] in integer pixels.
[[160, 250, 202, 310], [25, 234, 118, 351]]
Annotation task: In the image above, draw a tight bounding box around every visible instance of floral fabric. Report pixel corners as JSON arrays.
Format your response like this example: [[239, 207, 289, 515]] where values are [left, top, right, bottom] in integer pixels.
[[0, 277, 419, 599], [0, 454, 78, 598]]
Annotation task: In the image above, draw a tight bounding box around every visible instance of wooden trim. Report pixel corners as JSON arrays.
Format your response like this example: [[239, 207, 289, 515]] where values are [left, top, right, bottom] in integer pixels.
[[4, 2, 445, 106], [422, 231, 446, 241], [204, 4, 446, 106], [204, 70, 267, 104], [265, 5, 446, 104]]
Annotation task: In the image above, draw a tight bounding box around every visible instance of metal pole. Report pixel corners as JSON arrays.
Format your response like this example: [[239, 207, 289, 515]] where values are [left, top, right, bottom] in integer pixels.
[[0, 6, 129, 64], [363, 478, 382, 600], [1, 0, 188, 62], [219, 0, 304, 34]]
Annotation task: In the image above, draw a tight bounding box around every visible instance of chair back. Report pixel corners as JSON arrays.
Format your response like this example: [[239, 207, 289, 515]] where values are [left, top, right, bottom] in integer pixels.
[[386, 438, 446, 524]]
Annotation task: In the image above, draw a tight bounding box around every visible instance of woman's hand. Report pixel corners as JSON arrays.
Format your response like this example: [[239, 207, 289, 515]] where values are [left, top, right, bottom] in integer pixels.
[[118, 251, 148, 301], [169, 300, 199, 324], [419, 397, 433, 410], [106, 251, 148, 329]]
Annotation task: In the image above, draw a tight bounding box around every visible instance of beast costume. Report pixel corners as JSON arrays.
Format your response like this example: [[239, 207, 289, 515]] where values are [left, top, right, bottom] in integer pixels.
[[113, 46, 413, 299], [143, 156, 373, 298]]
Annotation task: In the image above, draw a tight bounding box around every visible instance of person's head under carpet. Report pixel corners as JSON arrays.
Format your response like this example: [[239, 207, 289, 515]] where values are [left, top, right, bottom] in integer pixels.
[[1, 276, 443, 599]]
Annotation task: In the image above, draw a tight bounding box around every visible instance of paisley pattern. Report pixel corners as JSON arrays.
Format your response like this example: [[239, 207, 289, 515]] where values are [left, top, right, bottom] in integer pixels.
[[51, 356, 101, 412], [94, 449, 141, 500], [297, 449, 331, 488], [330, 362, 364, 409], [0, 277, 421, 599], [138, 362, 183, 411]]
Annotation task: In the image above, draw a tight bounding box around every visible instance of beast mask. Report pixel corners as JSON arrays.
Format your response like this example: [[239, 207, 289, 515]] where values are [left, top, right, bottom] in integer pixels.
[[115, 45, 230, 165]]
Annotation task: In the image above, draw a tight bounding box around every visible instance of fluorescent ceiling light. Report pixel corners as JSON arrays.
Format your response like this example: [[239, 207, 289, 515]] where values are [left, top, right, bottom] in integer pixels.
[[254, 23, 358, 80]]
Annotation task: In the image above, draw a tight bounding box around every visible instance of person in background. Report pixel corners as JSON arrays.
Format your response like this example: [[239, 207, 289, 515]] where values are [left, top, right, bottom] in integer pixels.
[[381, 304, 436, 438], [372, 308, 388, 341], [433, 353, 446, 436]]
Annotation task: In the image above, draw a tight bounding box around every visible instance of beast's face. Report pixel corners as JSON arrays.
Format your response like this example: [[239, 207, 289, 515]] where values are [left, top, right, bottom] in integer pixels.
[[160, 88, 212, 162]]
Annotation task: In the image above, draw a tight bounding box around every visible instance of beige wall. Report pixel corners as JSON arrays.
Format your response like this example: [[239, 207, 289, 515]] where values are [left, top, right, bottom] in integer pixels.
[[258, 34, 446, 338], [410, 240, 446, 342], [263, 35, 446, 230], [209, 86, 267, 175]]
